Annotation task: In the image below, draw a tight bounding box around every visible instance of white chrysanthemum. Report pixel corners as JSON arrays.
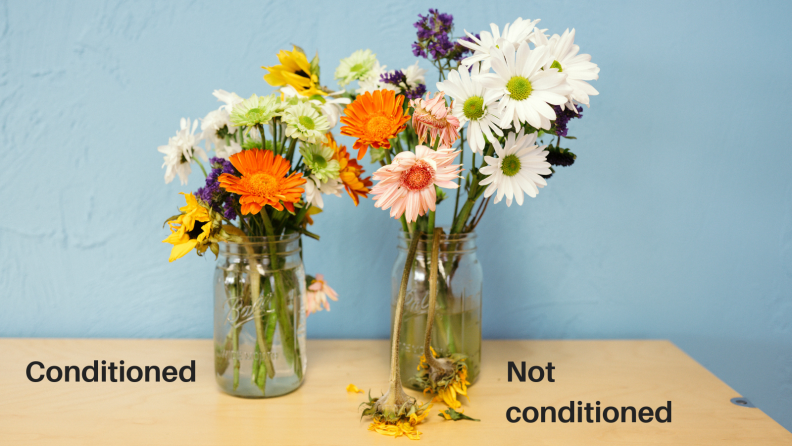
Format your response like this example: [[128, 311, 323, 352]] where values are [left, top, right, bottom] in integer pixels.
[[356, 62, 398, 95], [479, 130, 551, 206], [335, 49, 378, 87], [213, 89, 243, 113], [282, 102, 330, 143], [459, 18, 541, 70], [304, 175, 343, 209], [533, 28, 599, 109], [403, 61, 427, 89], [157, 118, 208, 185], [215, 139, 241, 160], [475, 41, 571, 130], [200, 109, 232, 152], [437, 63, 503, 154]]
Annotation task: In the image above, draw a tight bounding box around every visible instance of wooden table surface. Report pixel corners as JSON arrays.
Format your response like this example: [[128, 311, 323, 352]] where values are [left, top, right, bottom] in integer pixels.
[[0, 339, 789, 445]]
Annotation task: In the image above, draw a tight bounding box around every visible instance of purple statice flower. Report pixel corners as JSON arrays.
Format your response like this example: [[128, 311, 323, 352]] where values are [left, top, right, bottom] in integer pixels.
[[552, 105, 584, 137], [196, 157, 238, 220], [412, 9, 460, 62], [381, 70, 407, 86], [380, 70, 427, 100], [403, 83, 427, 100]]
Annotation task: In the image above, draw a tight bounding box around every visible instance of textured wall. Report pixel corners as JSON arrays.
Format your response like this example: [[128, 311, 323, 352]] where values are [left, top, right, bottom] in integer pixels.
[[1, 0, 790, 431]]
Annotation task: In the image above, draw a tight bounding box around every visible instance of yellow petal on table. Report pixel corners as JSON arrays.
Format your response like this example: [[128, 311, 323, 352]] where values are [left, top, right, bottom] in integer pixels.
[[346, 384, 363, 393]]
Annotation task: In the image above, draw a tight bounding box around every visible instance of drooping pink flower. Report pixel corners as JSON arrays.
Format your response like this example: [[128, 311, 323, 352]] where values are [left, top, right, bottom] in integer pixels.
[[306, 274, 339, 316], [410, 91, 461, 148], [371, 145, 461, 222]]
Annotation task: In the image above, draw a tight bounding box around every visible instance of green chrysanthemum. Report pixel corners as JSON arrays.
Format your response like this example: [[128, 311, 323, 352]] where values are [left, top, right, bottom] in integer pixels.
[[335, 49, 377, 87], [229, 94, 279, 128], [282, 102, 330, 144], [299, 143, 340, 181]]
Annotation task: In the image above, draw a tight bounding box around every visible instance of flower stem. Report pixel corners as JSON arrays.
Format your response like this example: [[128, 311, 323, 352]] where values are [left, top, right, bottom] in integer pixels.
[[195, 157, 208, 177], [423, 228, 444, 368], [389, 232, 422, 389], [257, 124, 267, 152]]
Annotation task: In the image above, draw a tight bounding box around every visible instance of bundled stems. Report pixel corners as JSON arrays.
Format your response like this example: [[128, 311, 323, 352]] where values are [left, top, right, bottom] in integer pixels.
[[422, 228, 445, 369], [377, 231, 422, 413]]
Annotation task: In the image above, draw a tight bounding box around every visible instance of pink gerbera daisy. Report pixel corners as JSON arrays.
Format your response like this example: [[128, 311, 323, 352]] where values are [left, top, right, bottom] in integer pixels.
[[410, 91, 461, 148], [371, 145, 462, 222]]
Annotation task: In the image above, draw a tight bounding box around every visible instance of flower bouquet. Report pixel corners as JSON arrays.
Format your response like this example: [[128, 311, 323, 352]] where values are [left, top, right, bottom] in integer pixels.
[[157, 47, 370, 397], [337, 10, 599, 438]]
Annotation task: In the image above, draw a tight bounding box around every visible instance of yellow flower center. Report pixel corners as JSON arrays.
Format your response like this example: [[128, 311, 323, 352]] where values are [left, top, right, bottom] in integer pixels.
[[365, 114, 395, 140], [245, 172, 278, 197], [400, 160, 435, 191], [462, 96, 484, 120], [506, 76, 532, 101]]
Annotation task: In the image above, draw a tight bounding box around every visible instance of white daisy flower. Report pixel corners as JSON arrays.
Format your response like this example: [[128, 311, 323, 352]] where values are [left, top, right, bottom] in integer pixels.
[[282, 102, 330, 143], [403, 61, 428, 89], [479, 130, 551, 206], [304, 175, 343, 209], [459, 18, 541, 70], [335, 49, 378, 87], [214, 139, 241, 160], [475, 41, 571, 130], [437, 63, 503, 154], [533, 28, 600, 109], [355, 62, 398, 95], [212, 89, 243, 113], [157, 118, 207, 185]]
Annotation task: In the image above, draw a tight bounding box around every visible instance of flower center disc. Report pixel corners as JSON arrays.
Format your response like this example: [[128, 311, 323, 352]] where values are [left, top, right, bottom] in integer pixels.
[[550, 60, 563, 72], [506, 76, 532, 101], [349, 63, 364, 74], [246, 108, 264, 121], [400, 161, 435, 191], [246, 172, 278, 197], [500, 154, 521, 177], [463, 96, 485, 120], [365, 114, 393, 139], [314, 155, 327, 169], [187, 220, 208, 239], [299, 116, 316, 130]]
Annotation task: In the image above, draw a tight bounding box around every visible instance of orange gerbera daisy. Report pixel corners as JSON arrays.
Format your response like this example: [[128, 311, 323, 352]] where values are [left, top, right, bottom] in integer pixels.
[[218, 149, 306, 215], [325, 133, 372, 205], [340, 89, 410, 160]]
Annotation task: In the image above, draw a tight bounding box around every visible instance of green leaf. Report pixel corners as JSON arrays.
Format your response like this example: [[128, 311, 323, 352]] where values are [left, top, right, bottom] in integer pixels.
[[439, 408, 480, 422], [162, 214, 181, 228], [562, 135, 577, 140], [310, 52, 321, 81]]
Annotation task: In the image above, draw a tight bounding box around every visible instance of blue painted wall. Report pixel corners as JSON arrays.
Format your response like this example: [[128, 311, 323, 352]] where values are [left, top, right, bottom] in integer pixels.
[[1, 0, 790, 431]]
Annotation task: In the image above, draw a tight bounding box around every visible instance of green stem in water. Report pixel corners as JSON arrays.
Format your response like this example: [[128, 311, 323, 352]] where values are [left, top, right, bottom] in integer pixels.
[[389, 232, 422, 390], [423, 228, 444, 368], [257, 124, 267, 151]]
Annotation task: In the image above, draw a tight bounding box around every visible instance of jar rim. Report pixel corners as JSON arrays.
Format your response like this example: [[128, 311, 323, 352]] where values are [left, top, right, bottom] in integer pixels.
[[397, 228, 476, 242], [217, 232, 301, 246]]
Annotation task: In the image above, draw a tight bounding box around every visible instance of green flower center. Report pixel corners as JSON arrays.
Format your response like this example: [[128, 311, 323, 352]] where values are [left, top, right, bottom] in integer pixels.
[[550, 60, 563, 72], [299, 116, 316, 130], [313, 155, 327, 169], [506, 76, 532, 101], [349, 63, 364, 74], [463, 96, 485, 120], [246, 108, 264, 122], [501, 154, 521, 177]]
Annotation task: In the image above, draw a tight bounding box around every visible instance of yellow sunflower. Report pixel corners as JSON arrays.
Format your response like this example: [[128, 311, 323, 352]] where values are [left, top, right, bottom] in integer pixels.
[[262, 46, 326, 97], [415, 348, 471, 410], [162, 193, 212, 262]]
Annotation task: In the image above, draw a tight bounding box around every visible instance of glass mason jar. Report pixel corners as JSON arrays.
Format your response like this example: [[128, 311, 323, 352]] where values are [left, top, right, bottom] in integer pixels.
[[391, 231, 483, 390], [213, 234, 307, 397]]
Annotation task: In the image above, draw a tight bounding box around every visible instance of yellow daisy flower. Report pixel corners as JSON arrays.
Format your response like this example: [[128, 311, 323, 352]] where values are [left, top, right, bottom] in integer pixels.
[[262, 46, 326, 97], [162, 193, 213, 262]]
